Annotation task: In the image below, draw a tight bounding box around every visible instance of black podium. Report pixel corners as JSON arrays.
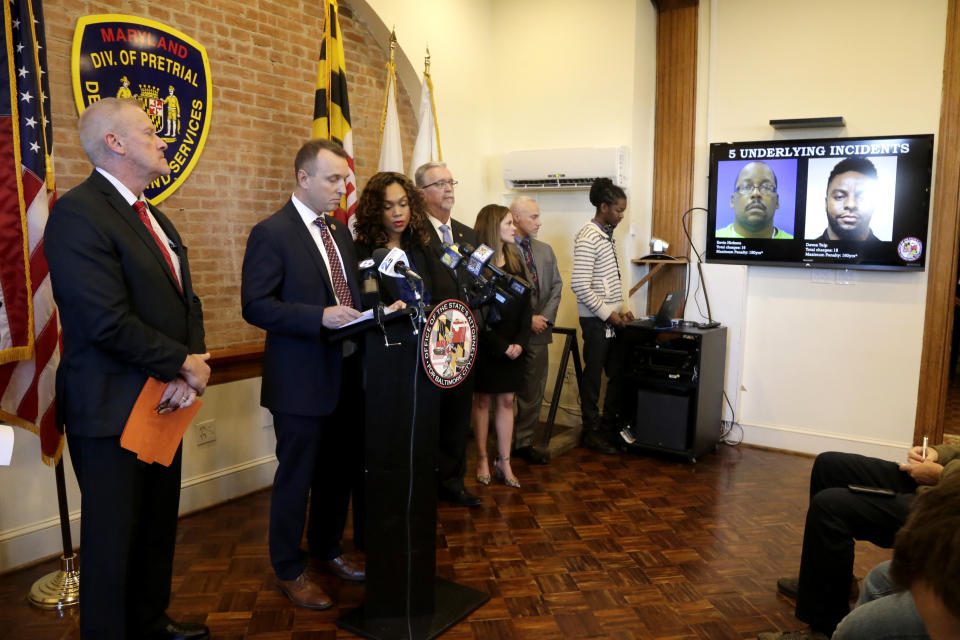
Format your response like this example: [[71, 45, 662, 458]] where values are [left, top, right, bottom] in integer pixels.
[[333, 307, 489, 640]]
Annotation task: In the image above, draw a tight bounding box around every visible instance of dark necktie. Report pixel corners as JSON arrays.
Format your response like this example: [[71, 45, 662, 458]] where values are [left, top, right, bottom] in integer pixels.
[[313, 217, 355, 309], [520, 238, 540, 296], [133, 200, 181, 291]]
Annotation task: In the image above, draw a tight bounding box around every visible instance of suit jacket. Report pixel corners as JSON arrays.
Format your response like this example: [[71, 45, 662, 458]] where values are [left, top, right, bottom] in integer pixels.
[[241, 200, 361, 417], [424, 216, 478, 303], [524, 238, 563, 345], [45, 170, 205, 438]]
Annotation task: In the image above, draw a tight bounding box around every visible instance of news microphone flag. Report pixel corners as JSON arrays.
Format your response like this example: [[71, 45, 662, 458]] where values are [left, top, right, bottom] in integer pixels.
[[409, 48, 442, 178], [377, 246, 410, 279], [377, 30, 403, 173], [313, 0, 358, 229], [0, 0, 64, 465]]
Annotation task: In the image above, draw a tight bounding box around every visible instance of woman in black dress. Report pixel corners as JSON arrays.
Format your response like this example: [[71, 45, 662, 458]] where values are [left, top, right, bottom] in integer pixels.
[[472, 205, 532, 488], [354, 171, 433, 304]]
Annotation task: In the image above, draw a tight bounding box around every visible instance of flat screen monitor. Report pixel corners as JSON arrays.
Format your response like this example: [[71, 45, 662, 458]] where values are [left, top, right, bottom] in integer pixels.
[[704, 134, 934, 271]]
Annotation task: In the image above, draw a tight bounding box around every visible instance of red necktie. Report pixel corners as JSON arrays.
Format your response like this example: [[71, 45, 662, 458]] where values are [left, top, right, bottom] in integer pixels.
[[313, 217, 355, 309], [133, 200, 181, 291]]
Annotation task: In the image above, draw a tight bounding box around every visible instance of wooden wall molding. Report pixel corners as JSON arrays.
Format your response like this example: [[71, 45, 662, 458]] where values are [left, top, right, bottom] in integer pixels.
[[915, 0, 960, 445], [648, 0, 698, 311], [208, 344, 264, 386]]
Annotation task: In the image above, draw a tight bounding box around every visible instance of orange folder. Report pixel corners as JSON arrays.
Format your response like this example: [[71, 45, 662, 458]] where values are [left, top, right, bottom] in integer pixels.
[[120, 377, 201, 466]]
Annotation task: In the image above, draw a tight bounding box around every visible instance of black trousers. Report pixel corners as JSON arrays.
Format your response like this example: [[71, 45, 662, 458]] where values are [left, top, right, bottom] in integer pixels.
[[436, 372, 474, 494], [579, 316, 625, 435], [795, 452, 917, 634], [68, 434, 182, 640], [269, 354, 363, 580]]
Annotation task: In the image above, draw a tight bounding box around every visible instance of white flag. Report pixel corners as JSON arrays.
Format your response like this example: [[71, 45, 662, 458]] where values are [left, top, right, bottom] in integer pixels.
[[377, 63, 403, 172], [409, 73, 442, 178]]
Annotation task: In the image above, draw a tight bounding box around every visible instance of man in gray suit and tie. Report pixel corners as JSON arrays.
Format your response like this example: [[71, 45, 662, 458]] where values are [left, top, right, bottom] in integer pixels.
[[510, 197, 562, 464]]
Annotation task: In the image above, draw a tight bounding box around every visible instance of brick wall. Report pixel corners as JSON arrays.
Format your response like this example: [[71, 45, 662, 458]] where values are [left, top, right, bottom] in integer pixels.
[[42, 0, 419, 349]]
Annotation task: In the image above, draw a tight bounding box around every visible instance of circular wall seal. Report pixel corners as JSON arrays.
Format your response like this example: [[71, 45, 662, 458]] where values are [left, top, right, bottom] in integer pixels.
[[421, 299, 477, 388], [897, 236, 923, 262]]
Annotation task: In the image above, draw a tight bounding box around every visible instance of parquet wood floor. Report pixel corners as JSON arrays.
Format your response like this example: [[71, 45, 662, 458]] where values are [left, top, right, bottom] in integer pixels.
[[0, 445, 891, 639]]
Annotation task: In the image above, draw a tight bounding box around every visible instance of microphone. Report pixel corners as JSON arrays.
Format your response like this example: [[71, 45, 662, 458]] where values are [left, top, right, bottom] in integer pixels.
[[440, 243, 465, 269], [463, 244, 530, 295], [396, 260, 422, 281], [358, 257, 380, 310], [465, 244, 496, 279], [378, 246, 423, 282]]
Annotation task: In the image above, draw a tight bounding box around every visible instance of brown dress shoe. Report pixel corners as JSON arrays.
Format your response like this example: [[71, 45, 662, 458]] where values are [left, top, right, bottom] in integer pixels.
[[323, 553, 366, 581], [276, 571, 332, 609]]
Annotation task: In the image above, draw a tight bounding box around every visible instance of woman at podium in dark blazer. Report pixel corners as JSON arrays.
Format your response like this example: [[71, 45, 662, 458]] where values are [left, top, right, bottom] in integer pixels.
[[471, 205, 532, 489], [354, 171, 435, 305]]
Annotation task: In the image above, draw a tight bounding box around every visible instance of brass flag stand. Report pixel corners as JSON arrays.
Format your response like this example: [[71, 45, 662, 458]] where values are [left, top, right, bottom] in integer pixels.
[[28, 460, 80, 610]]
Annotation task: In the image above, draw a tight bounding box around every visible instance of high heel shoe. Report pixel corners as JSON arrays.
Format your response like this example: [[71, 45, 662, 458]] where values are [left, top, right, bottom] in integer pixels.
[[494, 456, 520, 489], [476, 454, 490, 486]]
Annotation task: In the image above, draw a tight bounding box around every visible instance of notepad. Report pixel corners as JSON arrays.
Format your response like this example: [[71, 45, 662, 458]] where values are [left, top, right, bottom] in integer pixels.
[[119, 377, 201, 466]]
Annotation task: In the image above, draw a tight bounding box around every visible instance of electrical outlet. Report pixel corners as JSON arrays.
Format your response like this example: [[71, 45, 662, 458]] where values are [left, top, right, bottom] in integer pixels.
[[196, 420, 216, 445]]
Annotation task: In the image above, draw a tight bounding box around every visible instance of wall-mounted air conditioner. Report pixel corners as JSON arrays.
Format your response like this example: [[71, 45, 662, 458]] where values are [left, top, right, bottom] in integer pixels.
[[503, 146, 629, 191]]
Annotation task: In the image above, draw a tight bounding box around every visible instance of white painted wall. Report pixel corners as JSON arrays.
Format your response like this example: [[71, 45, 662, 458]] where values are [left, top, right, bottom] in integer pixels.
[[694, 0, 948, 459], [0, 379, 276, 572]]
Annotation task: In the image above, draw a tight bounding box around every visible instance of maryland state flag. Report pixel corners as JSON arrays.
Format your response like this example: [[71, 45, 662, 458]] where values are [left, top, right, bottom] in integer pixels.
[[0, 0, 63, 465], [313, 0, 357, 227]]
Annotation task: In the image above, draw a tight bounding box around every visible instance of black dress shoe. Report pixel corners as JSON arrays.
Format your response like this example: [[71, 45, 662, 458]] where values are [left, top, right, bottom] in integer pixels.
[[440, 487, 482, 506], [143, 620, 210, 640], [528, 447, 550, 464], [513, 445, 550, 465], [582, 431, 619, 455]]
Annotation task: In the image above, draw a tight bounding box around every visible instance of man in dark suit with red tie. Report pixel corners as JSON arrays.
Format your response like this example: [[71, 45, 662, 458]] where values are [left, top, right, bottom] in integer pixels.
[[45, 98, 210, 640], [241, 139, 370, 609]]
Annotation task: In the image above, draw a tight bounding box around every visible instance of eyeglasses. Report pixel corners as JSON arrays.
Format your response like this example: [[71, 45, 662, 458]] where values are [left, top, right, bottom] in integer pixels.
[[736, 183, 777, 196], [423, 179, 458, 190]]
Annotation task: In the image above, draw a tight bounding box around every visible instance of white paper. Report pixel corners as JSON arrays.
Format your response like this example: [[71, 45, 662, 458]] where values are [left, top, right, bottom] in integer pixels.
[[338, 305, 401, 329]]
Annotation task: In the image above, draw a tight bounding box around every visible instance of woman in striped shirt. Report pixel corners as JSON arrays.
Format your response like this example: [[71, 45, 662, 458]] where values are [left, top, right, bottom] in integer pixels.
[[571, 178, 634, 455]]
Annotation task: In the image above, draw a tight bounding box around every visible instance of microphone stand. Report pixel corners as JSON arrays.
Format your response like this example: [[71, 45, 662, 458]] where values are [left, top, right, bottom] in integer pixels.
[[411, 279, 426, 336]]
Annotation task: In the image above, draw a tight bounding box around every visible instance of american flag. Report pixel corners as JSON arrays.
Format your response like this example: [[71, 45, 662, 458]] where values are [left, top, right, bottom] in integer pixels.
[[0, 0, 63, 465]]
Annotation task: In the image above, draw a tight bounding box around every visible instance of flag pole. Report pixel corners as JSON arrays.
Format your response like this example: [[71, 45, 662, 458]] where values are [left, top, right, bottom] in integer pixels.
[[376, 29, 398, 160], [28, 459, 80, 609]]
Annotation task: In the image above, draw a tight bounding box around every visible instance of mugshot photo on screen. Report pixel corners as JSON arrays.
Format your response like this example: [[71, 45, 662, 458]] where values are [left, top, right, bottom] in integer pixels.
[[804, 155, 897, 241], [714, 158, 797, 239]]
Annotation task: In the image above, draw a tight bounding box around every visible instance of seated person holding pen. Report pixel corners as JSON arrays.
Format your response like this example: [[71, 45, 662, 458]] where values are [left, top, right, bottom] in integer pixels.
[[831, 471, 960, 640], [759, 441, 960, 640]]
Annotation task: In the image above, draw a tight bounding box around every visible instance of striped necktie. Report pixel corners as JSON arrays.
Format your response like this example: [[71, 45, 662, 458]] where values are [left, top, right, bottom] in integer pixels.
[[313, 217, 355, 309]]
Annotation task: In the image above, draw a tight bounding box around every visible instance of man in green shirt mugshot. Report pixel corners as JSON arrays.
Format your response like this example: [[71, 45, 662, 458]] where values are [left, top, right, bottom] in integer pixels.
[[716, 161, 793, 239]]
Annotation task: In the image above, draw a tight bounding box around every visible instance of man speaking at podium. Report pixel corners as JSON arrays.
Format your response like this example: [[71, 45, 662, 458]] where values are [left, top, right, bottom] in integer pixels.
[[45, 98, 210, 640]]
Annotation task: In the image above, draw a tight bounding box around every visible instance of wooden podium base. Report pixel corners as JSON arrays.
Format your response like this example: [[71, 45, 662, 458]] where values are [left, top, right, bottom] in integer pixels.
[[336, 577, 489, 640]]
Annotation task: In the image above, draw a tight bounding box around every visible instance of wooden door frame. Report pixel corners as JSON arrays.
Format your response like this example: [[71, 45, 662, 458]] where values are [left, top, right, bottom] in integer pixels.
[[915, 0, 960, 446]]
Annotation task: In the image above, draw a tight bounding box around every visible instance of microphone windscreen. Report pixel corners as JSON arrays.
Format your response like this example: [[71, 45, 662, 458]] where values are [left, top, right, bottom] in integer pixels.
[[371, 247, 390, 267]]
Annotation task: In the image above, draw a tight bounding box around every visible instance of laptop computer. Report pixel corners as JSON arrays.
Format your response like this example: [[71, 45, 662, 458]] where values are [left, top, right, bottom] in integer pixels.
[[653, 289, 685, 329]]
